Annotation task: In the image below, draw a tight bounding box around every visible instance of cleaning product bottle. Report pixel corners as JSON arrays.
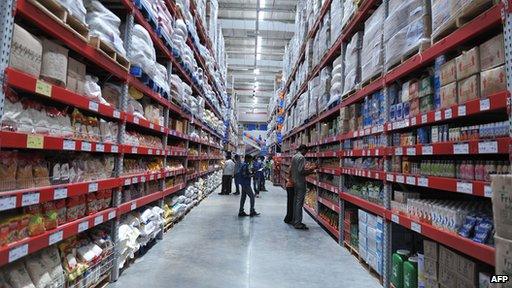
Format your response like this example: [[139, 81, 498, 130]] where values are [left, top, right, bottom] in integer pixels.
[[392, 250, 410, 288], [403, 256, 418, 288]]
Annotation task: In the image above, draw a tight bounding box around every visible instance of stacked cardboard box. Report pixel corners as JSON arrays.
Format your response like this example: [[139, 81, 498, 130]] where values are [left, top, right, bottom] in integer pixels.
[[492, 174, 512, 288], [358, 209, 383, 275]]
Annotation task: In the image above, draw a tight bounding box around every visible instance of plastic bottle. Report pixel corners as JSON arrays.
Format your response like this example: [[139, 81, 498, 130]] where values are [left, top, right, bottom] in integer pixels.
[[403, 256, 418, 288], [392, 250, 411, 288]]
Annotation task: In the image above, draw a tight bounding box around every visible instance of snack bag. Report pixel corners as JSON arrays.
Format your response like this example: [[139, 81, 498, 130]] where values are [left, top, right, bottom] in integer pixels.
[[26, 205, 46, 236], [42, 201, 58, 230]]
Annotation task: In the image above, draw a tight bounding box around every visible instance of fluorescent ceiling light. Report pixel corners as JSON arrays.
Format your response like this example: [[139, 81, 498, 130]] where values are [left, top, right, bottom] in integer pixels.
[[260, 0, 265, 8], [254, 69, 260, 75], [257, 54, 261, 60], [258, 11, 265, 21], [254, 97, 258, 103]]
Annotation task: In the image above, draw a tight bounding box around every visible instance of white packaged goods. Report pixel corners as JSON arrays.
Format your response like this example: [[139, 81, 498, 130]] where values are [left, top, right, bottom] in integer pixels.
[[330, 0, 343, 44], [40, 39, 69, 86], [56, 0, 87, 23], [342, 0, 356, 29], [154, 63, 170, 96], [9, 24, 42, 78], [384, 0, 430, 69], [361, 4, 384, 83], [329, 55, 343, 106], [126, 24, 157, 78], [85, 0, 126, 56], [432, 0, 491, 40], [343, 32, 362, 96], [317, 67, 332, 111], [4, 262, 36, 288]]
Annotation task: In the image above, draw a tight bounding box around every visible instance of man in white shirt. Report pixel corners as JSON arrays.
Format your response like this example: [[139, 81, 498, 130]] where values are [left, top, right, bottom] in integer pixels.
[[220, 154, 235, 195]]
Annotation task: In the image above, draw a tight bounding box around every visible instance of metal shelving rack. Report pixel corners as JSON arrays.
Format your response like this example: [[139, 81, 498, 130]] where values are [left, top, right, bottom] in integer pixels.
[[0, 0, 225, 282], [281, 1, 512, 287]]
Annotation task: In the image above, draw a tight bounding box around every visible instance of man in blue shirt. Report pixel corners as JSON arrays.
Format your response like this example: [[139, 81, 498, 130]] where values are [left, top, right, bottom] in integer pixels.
[[238, 155, 260, 217]]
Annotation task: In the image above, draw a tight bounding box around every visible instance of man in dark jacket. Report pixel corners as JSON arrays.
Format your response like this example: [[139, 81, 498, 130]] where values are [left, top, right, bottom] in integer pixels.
[[233, 155, 242, 195], [238, 155, 260, 217]]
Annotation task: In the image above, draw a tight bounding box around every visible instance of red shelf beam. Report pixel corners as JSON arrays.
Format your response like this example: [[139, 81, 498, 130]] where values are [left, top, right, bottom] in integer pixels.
[[385, 172, 492, 198], [341, 167, 386, 181], [304, 204, 318, 217], [339, 192, 388, 218], [317, 215, 340, 239], [0, 208, 117, 267], [392, 137, 510, 156], [125, 113, 168, 134], [128, 76, 170, 108], [15, 0, 128, 80], [341, 147, 387, 157], [318, 196, 341, 213], [386, 212, 495, 266], [317, 167, 342, 176]]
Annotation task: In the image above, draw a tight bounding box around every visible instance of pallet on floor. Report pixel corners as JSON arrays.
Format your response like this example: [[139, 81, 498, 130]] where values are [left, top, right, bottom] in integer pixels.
[[431, 0, 493, 44], [28, 0, 89, 42], [89, 36, 130, 71]]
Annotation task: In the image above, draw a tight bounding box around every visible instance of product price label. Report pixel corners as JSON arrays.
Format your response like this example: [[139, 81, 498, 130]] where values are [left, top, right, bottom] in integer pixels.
[[0, 195, 16, 211], [78, 221, 89, 233], [411, 222, 422, 233], [386, 174, 394, 182], [26, 134, 44, 149], [35, 80, 51, 97], [453, 143, 469, 154], [149, 123, 154, 130], [134, 117, 139, 124], [81, 141, 91, 151], [150, 174, 155, 181], [108, 211, 116, 220], [406, 176, 416, 185], [410, 117, 417, 126], [458, 105, 466, 116], [63, 140, 76, 150], [94, 215, 103, 226], [131, 202, 137, 211], [480, 98, 490, 111], [113, 110, 120, 119], [141, 176, 146, 183], [9, 244, 28, 263], [95, 143, 104, 152], [418, 177, 429, 187], [396, 175, 405, 183], [156, 149, 161, 155], [444, 108, 452, 119], [456, 182, 473, 194], [53, 188, 68, 200], [375, 149, 379, 156], [131, 147, 138, 154], [365, 128, 370, 135], [88, 182, 98, 193], [160, 127, 164, 133], [22, 192, 40, 206], [395, 147, 403, 156], [422, 145, 433, 155], [484, 185, 492, 198], [406, 147, 416, 156], [48, 230, 63, 245], [124, 178, 131, 186], [434, 111, 442, 121], [111, 145, 118, 153], [421, 114, 427, 124], [478, 141, 498, 154], [88, 101, 99, 112], [148, 149, 154, 155], [391, 214, 400, 224]]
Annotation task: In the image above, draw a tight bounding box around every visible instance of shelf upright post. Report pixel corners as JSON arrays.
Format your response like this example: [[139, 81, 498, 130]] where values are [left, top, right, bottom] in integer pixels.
[[501, 0, 512, 161], [0, 0, 15, 120], [337, 137, 344, 245], [110, 12, 134, 283]]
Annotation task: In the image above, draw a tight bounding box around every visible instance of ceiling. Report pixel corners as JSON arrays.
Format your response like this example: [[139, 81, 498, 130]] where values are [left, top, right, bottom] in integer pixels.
[[218, 0, 296, 113]]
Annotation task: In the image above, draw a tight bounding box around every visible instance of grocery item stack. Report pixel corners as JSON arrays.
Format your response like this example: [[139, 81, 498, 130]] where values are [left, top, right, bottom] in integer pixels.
[[358, 209, 384, 275]]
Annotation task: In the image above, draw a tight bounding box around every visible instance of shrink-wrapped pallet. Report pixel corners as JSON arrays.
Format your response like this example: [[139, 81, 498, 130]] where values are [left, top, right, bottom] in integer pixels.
[[57, 0, 87, 23], [317, 67, 332, 112], [384, 0, 430, 69], [85, 0, 126, 56], [331, 0, 343, 44], [361, 4, 384, 83], [342, 0, 356, 29], [343, 32, 362, 96], [329, 55, 343, 106], [126, 24, 156, 78]]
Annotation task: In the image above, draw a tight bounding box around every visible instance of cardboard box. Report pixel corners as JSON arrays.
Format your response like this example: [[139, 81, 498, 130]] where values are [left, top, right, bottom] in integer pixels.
[[457, 275, 477, 288], [419, 94, 434, 113], [480, 65, 506, 97], [480, 33, 505, 71], [440, 82, 458, 108], [424, 257, 439, 280], [439, 245, 458, 271], [409, 98, 420, 117], [41, 38, 69, 86], [9, 24, 42, 77], [409, 80, 419, 99], [439, 265, 458, 288], [424, 278, 440, 288], [479, 272, 492, 288], [423, 239, 439, 262], [440, 59, 457, 85], [457, 254, 477, 284], [419, 76, 434, 97], [456, 47, 480, 80], [492, 175, 512, 240], [67, 57, 86, 94], [458, 74, 480, 104]]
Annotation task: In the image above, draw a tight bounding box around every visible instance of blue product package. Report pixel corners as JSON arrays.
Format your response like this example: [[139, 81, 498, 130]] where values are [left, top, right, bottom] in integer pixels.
[[458, 215, 477, 238], [434, 56, 446, 110], [396, 103, 403, 120], [403, 101, 410, 119], [390, 105, 396, 122], [472, 218, 494, 244], [387, 84, 399, 105]]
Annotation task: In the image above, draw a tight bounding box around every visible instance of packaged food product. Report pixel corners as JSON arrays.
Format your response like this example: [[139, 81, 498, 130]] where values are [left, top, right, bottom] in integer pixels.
[[33, 158, 50, 187], [0, 221, 9, 246], [440, 82, 457, 108], [455, 46, 480, 80], [55, 199, 67, 225], [40, 38, 69, 86], [440, 59, 457, 85], [16, 156, 35, 189], [18, 214, 30, 240], [25, 205, 46, 236], [42, 201, 58, 230], [457, 74, 480, 104], [0, 151, 18, 191], [480, 65, 506, 96], [9, 24, 42, 77], [480, 33, 505, 71]]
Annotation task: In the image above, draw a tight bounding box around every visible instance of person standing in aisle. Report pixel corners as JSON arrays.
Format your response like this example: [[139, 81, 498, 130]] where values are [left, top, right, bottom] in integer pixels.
[[219, 154, 235, 195], [291, 145, 317, 229], [252, 156, 263, 197], [233, 154, 242, 195], [283, 164, 295, 224], [238, 155, 260, 217], [259, 156, 267, 192]]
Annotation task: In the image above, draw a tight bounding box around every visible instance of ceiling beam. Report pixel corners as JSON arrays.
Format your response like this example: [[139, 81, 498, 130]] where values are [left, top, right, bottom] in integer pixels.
[[218, 4, 295, 14], [219, 19, 294, 33], [227, 57, 282, 68]]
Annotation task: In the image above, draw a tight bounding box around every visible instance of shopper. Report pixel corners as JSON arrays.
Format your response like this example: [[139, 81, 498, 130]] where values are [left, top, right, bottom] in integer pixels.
[[233, 154, 242, 195], [220, 154, 235, 195], [238, 155, 260, 217], [283, 164, 294, 224], [259, 156, 267, 191], [252, 156, 263, 197], [291, 145, 317, 229]]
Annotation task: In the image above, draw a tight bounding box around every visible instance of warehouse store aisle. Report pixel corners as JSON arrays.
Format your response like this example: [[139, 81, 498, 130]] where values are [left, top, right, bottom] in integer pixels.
[[111, 182, 381, 288]]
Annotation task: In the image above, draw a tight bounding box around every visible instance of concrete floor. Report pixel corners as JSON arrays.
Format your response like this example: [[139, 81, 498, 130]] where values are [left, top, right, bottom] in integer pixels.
[[110, 182, 381, 288]]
